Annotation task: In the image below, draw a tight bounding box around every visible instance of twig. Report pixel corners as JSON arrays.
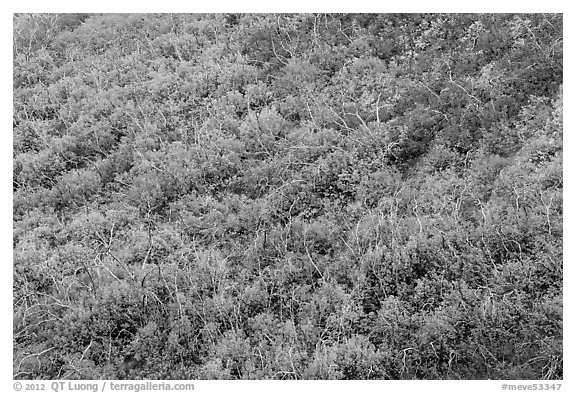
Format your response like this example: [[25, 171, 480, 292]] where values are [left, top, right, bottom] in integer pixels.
[[15, 347, 56, 376]]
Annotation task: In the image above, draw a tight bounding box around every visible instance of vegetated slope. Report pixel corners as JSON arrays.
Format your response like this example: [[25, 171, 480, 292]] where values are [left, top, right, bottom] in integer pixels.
[[13, 13, 562, 380]]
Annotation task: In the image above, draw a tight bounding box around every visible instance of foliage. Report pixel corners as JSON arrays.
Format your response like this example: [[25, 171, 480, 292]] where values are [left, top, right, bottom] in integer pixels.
[[13, 13, 562, 380]]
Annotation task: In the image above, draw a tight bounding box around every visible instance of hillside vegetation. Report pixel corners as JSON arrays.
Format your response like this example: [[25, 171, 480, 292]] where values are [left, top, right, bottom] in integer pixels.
[[13, 13, 562, 379]]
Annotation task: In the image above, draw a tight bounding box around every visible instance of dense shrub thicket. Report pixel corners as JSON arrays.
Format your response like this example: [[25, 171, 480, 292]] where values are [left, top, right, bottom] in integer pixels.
[[13, 13, 562, 380]]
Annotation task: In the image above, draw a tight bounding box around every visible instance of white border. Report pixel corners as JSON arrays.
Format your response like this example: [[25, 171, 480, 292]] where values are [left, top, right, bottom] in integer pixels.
[[3, 4, 571, 392]]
